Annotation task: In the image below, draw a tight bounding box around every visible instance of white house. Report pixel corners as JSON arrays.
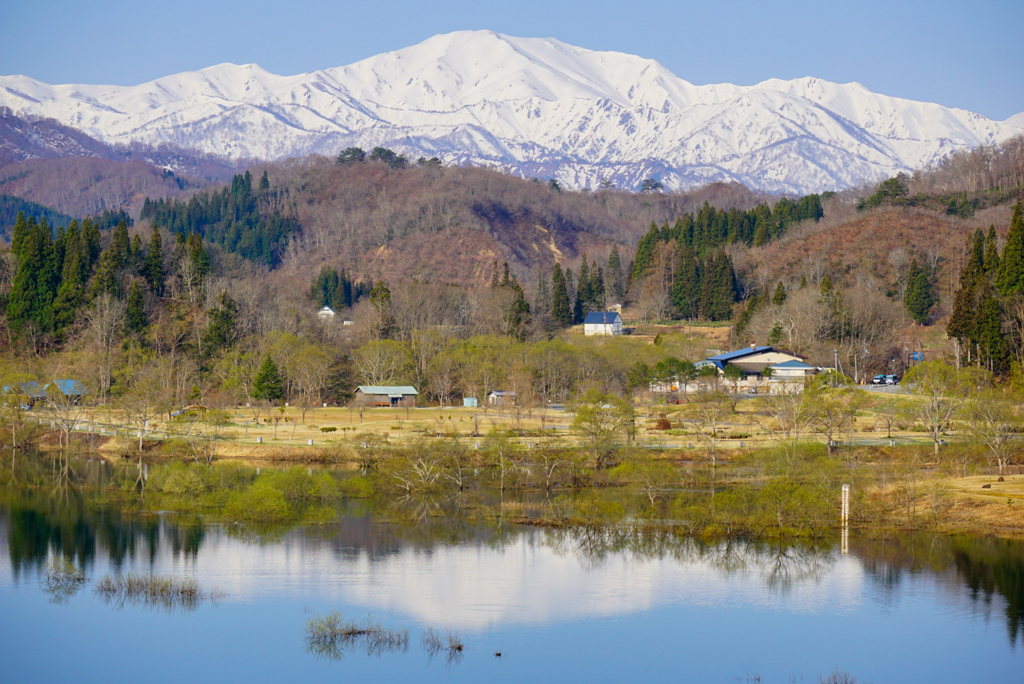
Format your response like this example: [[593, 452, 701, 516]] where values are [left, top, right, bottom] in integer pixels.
[[317, 306, 336, 320], [583, 311, 623, 336]]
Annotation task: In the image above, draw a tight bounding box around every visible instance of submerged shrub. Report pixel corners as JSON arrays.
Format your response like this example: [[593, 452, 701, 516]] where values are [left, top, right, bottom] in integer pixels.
[[42, 557, 86, 604], [338, 474, 374, 498], [260, 468, 337, 505], [304, 611, 409, 660], [158, 464, 209, 498], [94, 572, 222, 611], [225, 481, 291, 524]]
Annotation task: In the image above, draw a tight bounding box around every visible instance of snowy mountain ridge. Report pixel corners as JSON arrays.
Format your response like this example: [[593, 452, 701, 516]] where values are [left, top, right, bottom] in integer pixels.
[[1, 30, 1020, 193]]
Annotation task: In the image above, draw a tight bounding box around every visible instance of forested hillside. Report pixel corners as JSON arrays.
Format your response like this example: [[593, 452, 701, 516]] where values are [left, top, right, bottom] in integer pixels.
[[0, 135, 1020, 413]]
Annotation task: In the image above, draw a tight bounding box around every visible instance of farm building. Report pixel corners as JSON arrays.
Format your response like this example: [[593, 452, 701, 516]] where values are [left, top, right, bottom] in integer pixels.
[[487, 390, 518, 406], [44, 379, 87, 403], [354, 385, 418, 407], [583, 311, 623, 336], [1, 381, 46, 407]]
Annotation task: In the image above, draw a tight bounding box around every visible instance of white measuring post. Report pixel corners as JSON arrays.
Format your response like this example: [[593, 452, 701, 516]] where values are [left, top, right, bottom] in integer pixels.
[[841, 484, 851, 525], [841, 483, 851, 555]]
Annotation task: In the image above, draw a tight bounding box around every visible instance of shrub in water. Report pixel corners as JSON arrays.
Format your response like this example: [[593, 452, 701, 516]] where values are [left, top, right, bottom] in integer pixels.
[[225, 481, 291, 524]]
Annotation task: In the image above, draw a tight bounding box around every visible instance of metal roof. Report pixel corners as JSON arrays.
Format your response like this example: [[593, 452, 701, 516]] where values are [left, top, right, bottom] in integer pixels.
[[706, 346, 774, 369], [583, 311, 621, 325], [770, 360, 815, 369], [7, 381, 47, 399], [706, 346, 773, 363], [46, 379, 87, 396], [356, 385, 418, 395]]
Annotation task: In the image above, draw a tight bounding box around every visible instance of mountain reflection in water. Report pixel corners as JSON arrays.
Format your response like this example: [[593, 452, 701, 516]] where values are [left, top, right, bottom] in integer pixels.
[[2, 489, 1021, 646]]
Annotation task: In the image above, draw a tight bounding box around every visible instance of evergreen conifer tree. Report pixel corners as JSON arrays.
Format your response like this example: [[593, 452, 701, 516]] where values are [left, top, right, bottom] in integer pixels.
[[186, 233, 211, 277], [11, 211, 27, 259], [698, 252, 737, 321], [965, 229, 985, 286], [252, 355, 284, 402], [502, 280, 531, 341], [946, 280, 976, 357], [984, 225, 1000, 276], [124, 281, 147, 335], [976, 281, 1007, 373], [203, 291, 237, 354], [631, 223, 660, 281], [82, 218, 102, 269], [7, 219, 57, 333], [997, 203, 1024, 296], [671, 245, 702, 319], [904, 260, 935, 324], [144, 228, 165, 295], [771, 281, 787, 306], [92, 251, 120, 298], [109, 220, 131, 271], [592, 265, 605, 309], [173, 231, 187, 266], [551, 264, 572, 327], [607, 246, 624, 302]]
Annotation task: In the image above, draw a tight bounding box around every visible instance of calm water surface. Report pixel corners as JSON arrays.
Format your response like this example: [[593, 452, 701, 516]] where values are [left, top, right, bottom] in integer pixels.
[[1, 495, 1021, 683]]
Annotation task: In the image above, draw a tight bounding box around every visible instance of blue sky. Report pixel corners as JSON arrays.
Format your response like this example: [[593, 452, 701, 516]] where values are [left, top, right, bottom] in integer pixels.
[[1, 0, 1021, 120]]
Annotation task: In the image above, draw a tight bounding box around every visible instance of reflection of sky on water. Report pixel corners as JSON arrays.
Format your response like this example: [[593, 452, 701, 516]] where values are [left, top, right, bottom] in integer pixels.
[[1, 519, 871, 630], [2, 511, 1022, 683]]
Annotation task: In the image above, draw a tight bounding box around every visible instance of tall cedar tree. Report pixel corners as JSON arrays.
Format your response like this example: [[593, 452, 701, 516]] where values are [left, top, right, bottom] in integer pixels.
[[697, 251, 737, 321], [904, 260, 936, 324], [607, 246, 624, 302], [996, 203, 1024, 296], [144, 228, 165, 295], [551, 263, 572, 327], [499, 274, 531, 341], [7, 218, 57, 332], [771, 281, 787, 306], [203, 291, 237, 355], [109, 220, 131, 271], [252, 355, 284, 402], [984, 225, 1000, 276], [975, 281, 1007, 373], [124, 281, 147, 335], [10, 211, 27, 258], [671, 245, 701, 319]]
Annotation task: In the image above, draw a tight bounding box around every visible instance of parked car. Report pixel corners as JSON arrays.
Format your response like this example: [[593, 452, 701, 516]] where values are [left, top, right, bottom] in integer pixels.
[[871, 375, 886, 385], [885, 375, 900, 385]]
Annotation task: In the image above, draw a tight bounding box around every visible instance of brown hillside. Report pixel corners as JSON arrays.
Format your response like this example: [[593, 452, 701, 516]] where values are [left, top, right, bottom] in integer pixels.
[[0, 157, 199, 217], [273, 158, 778, 286], [735, 205, 1018, 310]]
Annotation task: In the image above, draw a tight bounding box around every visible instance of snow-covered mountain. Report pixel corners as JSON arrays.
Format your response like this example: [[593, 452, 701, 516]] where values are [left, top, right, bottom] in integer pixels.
[[1, 30, 1020, 193]]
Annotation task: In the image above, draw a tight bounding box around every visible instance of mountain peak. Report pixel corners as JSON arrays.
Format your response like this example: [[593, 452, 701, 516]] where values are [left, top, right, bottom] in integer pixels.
[[0, 32, 1018, 193]]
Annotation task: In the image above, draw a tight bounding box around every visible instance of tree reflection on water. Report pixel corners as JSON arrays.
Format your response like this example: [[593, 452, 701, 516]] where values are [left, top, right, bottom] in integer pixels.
[[2, 457, 1022, 646]]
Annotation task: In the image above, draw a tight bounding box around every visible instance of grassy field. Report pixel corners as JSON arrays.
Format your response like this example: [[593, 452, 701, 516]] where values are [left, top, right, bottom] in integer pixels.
[[62, 390, 948, 458]]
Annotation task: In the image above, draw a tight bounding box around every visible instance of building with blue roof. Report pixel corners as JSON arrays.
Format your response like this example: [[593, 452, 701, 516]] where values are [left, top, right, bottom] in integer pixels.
[[583, 311, 622, 336], [45, 379, 88, 401]]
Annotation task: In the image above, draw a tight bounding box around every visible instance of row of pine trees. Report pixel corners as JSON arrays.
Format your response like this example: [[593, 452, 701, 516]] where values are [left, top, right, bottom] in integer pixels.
[[947, 203, 1024, 374], [140, 170, 298, 267], [5, 211, 210, 344]]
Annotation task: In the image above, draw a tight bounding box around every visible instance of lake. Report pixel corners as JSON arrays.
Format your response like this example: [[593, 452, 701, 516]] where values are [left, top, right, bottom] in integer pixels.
[[1, 491, 1021, 683]]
